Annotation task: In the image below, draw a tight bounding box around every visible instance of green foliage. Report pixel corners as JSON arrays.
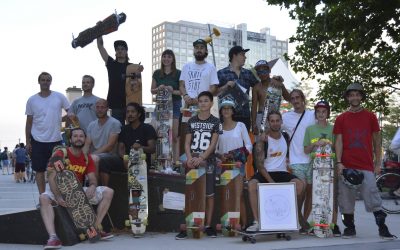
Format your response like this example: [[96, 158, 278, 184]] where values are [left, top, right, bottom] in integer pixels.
[[266, 0, 400, 114]]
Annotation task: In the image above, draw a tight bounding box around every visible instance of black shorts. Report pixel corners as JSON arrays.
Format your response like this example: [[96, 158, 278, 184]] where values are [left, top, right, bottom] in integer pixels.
[[97, 153, 126, 174], [252, 171, 298, 183], [31, 136, 61, 172], [15, 163, 25, 172]]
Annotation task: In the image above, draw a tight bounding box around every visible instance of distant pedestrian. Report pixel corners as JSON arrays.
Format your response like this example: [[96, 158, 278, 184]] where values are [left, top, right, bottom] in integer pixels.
[[14, 143, 27, 183], [1, 147, 11, 175]]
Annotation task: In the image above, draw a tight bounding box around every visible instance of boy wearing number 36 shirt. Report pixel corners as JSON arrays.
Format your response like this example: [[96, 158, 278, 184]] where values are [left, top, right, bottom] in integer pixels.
[[176, 91, 222, 240]]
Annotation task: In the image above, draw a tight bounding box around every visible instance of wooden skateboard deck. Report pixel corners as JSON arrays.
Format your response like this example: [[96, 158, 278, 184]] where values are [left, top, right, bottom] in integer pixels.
[[50, 155, 100, 242], [259, 86, 282, 133], [182, 157, 206, 238], [127, 149, 148, 237], [218, 80, 249, 115], [125, 64, 143, 105], [154, 88, 173, 171], [310, 144, 334, 238], [72, 12, 126, 48]]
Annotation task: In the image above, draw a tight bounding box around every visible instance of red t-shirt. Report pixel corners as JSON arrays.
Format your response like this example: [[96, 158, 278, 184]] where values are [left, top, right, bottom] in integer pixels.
[[333, 109, 379, 171], [65, 148, 96, 183]]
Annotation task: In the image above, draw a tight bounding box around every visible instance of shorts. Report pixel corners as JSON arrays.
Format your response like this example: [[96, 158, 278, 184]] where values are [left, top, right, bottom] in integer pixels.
[[252, 171, 298, 183], [1, 160, 9, 166], [42, 186, 106, 205], [289, 163, 312, 184], [205, 159, 216, 197], [173, 99, 182, 120], [31, 136, 62, 172], [97, 153, 126, 174], [15, 162, 25, 172]]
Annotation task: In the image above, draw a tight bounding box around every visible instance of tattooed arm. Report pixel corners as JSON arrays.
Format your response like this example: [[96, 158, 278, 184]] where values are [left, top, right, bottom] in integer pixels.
[[255, 140, 275, 183]]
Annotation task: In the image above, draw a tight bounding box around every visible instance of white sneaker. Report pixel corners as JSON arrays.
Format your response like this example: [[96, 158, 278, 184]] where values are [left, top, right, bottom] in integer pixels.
[[246, 221, 259, 232]]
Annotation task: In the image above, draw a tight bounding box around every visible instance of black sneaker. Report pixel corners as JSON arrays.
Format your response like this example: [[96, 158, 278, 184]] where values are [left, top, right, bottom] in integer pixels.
[[342, 227, 356, 239], [379, 224, 397, 240], [175, 231, 187, 240], [332, 224, 341, 237], [205, 227, 217, 238]]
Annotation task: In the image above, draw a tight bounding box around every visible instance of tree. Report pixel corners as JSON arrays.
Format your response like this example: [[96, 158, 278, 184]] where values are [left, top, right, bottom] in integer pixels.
[[266, 0, 400, 114]]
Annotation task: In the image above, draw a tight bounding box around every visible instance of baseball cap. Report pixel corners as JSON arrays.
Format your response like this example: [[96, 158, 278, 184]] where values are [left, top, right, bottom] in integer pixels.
[[193, 39, 207, 47], [314, 100, 330, 110], [229, 46, 250, 61], [254, 60, 270, 69], [219, 99, 235, 109], [114, 40, 128, 50]]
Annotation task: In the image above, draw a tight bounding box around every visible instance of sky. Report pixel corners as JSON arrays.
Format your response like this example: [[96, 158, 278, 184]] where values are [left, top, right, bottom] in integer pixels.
[[0, 0, 297, 148]]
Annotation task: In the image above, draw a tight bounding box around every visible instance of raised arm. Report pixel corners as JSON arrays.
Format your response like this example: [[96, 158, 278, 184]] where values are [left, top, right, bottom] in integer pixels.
[[97, 36, 109, 63]]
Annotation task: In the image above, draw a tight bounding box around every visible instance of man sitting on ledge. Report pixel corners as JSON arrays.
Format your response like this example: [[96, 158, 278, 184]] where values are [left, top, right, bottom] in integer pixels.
[[39, 128, 114, 249]]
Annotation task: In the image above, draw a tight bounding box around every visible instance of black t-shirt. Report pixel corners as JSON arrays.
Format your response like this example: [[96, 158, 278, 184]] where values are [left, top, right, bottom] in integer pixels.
[[186, 114, 222, 154], [118, 123, 157, 166], [106, 56, 131, 109]]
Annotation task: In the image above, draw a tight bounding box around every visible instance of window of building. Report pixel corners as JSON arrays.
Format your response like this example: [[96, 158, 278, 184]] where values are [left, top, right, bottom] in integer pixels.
[[173, 32, 180, 39]]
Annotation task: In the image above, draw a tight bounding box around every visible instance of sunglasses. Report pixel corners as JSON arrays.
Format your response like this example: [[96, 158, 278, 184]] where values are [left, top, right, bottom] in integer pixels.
[[256, 69, 270, 75]]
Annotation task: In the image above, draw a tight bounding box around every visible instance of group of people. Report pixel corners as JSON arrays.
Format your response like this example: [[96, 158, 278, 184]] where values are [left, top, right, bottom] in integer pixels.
[[24, 34, 396, 249], [0, 144, 29, 183]]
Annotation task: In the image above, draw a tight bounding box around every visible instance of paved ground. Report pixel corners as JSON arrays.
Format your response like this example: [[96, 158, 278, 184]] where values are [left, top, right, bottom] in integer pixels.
[[0, 173, 399, 250]]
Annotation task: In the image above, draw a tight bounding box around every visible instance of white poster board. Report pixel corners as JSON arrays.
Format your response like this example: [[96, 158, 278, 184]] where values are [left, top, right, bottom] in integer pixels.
[[258, 183, 298, 231], [163, 191, 185, 210]]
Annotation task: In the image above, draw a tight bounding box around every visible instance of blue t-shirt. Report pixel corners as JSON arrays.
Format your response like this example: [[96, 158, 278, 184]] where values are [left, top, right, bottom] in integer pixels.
[[15, 148, 27, 164]]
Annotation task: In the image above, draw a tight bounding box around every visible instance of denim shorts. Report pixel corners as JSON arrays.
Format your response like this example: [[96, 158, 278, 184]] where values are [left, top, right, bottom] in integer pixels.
[[173, 99, 182, 119]]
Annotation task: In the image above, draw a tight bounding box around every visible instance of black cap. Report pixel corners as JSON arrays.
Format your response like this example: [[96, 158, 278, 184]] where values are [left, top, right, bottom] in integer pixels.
[[193, 39, 207, 47], [114, 40, 128, 50], [229, 46, 250, 61]]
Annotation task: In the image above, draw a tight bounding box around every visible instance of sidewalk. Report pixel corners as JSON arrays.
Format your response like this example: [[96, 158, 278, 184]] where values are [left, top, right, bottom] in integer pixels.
[[0, 173, 399, 250]]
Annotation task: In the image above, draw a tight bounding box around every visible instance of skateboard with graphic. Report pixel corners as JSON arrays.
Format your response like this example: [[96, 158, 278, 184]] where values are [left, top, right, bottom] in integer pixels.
[[49, 153, 100, 242], [180, 154, 207, 238], [154, 88, 173, 172], [310, 143, 335, 238], [218, 80, 249, 114], [259, 86, 282, 133], [126, 148, 148, 237], [126, 64, 143, 105], [72, 12, 126, 48]]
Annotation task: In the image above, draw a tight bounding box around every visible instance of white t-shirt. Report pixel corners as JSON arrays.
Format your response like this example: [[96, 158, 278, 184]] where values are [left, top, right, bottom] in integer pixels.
[[282, 109, 315, 165], [216, 122, 252, 154], [264, 135, 287, 172], [25, 91, 70, 142], [180, 61, 219, 98]]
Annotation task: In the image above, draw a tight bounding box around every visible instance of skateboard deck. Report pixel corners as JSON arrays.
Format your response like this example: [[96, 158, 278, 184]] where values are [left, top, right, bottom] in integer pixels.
[[154, 88, 173, 172], [50, 155, 100, 242], [126, 149, 148, 237], [310, 144, 334, 238], [228, 227, 292, 244], [72, 12, 126, 48], [218, 80, 249, 115], [181, 156, 206, 238], [259, 86, 282, 133], [126, 64, 143, 105]]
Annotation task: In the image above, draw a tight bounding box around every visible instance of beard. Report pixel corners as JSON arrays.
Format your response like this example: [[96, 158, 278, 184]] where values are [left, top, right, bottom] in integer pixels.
[[194, 51, 208, 61], [71, 141, 84, 149]]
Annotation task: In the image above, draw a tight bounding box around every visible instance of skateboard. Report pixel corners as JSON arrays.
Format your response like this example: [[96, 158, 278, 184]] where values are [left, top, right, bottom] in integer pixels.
[[126, 148, 148, 237], [126, 64, 143, 105], [310, 143, 335, 238], [71, 12, 126, 48], [259, 86, 282, 133], [180, 154, 207, 238], [61, 117, 80, 146], [227, 227, 292, 244], [181, 105, 199, 123], [218, 80, 249, 115], [154, 88, 173, 172], [49, 154, 100, 242]]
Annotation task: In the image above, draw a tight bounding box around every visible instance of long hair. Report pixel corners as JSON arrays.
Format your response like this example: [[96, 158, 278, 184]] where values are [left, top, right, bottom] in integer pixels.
[[160, 49, 177, 78], [126, 102, 146, 123], [289, 89, 307, 106]]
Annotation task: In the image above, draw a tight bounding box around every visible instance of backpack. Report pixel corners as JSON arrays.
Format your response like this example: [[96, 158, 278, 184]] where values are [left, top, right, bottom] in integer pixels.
[[0, 152, 7, 160]]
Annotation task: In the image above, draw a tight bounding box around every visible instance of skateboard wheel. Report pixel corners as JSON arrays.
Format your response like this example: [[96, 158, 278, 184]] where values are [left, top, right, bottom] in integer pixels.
[[242, 236, 248, 242], [250, 238, 256, 244], [285, 235, 291, 241], [79, 233, 86, 241], [125, 220, 131, 227]]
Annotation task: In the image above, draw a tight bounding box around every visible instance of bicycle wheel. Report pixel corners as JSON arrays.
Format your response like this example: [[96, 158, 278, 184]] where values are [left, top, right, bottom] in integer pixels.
[[376, 172, 400, 214]]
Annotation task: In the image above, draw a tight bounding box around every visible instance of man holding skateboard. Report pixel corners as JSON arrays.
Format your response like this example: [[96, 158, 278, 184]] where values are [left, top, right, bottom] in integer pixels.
[[97, 37, 143, 125], [25, 72, 70, 194], [40, 128, 114, 249], [333, 83, 395, 240], [68, 75, 99, 133], [247, 111, 305, 232], [176, 91, 222, 239], [217, 46, 259, 131]]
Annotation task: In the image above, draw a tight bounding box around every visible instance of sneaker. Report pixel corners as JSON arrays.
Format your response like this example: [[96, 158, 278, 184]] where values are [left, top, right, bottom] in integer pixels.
[[379, 224, 397, 240], [299, 227, 311, 235], [175, 231, 187, 240], [342, 227, 356, 239], [100, 231, 114, 240], [308, 229, 315, 236], [332, 224, 341, 237], [44, 238, 62, 249], [246, 221, 260, 232], [205, 226, 217, 238]]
